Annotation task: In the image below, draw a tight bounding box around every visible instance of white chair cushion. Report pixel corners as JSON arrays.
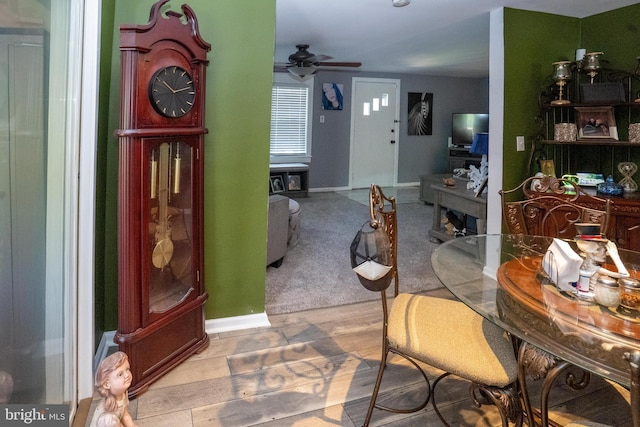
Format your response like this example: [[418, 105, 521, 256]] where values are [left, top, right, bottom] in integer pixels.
[[388, 293, 518, 387]]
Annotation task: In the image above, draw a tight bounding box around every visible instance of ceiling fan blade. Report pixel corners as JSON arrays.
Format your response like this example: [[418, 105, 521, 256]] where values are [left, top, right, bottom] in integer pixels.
[[307, 54, 333, 63], [317, 61, 362, 68]]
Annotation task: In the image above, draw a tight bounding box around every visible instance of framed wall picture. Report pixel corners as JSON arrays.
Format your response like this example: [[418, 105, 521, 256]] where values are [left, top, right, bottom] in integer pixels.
[[575, 106, 618, 140], [270, 175, 285, 193], [407, 92, 433, 135], [321, 83, 344, 110]]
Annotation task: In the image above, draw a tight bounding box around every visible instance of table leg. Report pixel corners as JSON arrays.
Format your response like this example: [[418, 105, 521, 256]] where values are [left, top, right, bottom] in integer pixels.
[[430, 193, 442, 243], [517, 342, 590, 427]]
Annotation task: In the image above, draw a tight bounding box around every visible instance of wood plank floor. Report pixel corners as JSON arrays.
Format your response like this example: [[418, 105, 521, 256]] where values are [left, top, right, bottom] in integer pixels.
[[82, 287, 632, 426]]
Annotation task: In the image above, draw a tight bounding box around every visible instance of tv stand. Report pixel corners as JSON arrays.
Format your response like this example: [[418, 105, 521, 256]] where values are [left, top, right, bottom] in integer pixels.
[[448, 146, 481, 171]]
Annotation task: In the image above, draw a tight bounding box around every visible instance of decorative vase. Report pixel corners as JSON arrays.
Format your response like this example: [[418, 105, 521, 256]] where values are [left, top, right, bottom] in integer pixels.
[[597, 175, 624, 196], [629, 123, 640, 143], [554, 123, 577, 142]]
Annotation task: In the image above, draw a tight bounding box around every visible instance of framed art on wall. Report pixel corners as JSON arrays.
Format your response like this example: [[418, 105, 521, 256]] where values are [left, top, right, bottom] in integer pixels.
[[408, 92, 433, 135], [322, 83, 344, 110]]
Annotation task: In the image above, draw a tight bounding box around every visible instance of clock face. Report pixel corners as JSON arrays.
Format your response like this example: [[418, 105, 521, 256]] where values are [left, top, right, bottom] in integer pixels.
[[149, 66, 195, 118]]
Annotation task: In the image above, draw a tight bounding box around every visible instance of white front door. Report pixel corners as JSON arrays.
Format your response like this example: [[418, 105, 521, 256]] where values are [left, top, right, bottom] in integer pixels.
[[350, 78, 400, 188]]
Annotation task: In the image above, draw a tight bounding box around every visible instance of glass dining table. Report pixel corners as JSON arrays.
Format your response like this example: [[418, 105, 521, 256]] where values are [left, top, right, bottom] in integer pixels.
[[431, 234, 640, 427]]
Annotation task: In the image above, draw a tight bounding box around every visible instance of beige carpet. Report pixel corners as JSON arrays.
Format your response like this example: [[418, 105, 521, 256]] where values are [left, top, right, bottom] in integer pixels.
[[265, 188, 443, 314]]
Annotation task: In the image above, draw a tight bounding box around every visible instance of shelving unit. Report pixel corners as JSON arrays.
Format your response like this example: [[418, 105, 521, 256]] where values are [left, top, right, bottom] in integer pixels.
[[528, 66, 640, 251], [269, 163, 309, 198], [448, 146, 481, 171], [532, 71, 640, 178]]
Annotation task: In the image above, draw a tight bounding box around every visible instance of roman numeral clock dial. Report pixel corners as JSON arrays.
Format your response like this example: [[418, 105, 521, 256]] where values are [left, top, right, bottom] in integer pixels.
[[149, 66, 195, 117]]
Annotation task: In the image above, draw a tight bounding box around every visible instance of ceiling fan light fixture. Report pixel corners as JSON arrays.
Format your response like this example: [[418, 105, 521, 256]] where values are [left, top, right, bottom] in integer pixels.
[[392, 0, 410, 7], [288, 65, 317, 81]]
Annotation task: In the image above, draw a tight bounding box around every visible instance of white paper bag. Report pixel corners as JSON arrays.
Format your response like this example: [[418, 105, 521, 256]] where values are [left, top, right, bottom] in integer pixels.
[[542, 238, 582, 292]]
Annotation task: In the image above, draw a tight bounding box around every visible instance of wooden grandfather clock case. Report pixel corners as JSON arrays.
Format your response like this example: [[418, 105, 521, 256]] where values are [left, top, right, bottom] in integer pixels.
[[115, 0, 211, 397]]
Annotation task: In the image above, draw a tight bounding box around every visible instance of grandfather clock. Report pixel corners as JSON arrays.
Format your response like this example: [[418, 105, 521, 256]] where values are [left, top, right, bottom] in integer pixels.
[[115, 0, 211, 397]]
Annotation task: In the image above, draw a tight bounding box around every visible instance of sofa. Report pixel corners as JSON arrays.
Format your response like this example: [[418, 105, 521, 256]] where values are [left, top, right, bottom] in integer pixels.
[[267, 195, 302, 267], [267, 195, 289, 267]]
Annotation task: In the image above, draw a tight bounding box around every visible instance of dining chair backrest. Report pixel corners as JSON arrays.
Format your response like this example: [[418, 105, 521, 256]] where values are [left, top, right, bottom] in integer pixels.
[[369, 184, 399, 296], [499, 175, 611, 239]]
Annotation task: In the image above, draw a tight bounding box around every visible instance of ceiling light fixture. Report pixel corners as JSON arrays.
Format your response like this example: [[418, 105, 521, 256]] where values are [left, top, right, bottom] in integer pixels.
[[288, 65, 317, 81], [392, 0, 410, 7]]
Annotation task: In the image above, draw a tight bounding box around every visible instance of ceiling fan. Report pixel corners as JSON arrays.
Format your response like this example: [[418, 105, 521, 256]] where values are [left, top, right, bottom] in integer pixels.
[[275, 44, 361, 80]]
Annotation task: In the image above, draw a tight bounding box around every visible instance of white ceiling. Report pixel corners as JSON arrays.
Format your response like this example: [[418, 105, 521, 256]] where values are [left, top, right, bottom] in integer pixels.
[[274, 0, 640, 78]]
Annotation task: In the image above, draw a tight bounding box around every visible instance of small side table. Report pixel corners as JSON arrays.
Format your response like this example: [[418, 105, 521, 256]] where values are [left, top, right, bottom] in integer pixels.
[[428, 183, 487, 243]]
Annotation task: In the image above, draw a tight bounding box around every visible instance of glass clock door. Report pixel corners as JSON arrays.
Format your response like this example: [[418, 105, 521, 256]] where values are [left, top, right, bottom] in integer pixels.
[[148, 140, 194, 314]]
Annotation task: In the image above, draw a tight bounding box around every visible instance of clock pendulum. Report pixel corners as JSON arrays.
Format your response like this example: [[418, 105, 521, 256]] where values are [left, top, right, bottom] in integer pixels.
[[152, 143, 174, 270]]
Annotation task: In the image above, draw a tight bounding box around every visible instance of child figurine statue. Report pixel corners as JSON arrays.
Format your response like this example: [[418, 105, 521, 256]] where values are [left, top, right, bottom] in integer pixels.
[[0, 371, 14, 403], [90, 351, 137, 427], [95, 412, 123, 427]]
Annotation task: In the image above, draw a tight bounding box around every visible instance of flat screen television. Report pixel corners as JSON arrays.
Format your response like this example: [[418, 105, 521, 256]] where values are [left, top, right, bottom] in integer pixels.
[[451, 113, 489, 147]]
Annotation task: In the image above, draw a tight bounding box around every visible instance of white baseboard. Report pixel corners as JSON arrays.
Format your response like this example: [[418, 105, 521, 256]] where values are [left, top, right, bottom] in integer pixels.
[[310, 183, 418, 192], [309, 186, 350, 192], [206, 312, 271, 334], [94, 313, 271, 367], [395, 181, 419, 187]]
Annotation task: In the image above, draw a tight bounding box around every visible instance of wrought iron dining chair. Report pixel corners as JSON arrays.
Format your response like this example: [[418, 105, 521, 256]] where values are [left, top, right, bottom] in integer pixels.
[[499, 175, 611, 240], [369, 185, 399, 296], [359, 291, 522, 426]]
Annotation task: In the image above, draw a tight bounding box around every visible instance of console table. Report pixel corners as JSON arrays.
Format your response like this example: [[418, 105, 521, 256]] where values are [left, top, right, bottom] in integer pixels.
[[429, 183, 487, 242]]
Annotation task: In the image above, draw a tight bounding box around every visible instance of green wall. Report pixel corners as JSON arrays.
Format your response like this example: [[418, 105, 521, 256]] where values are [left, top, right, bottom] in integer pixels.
[[582, 5, 640, 73], [581, 5, 640, 178], [502, 8, 580, 192], [95, 0, 117, 347], [95, 0, 276, 336], [502, 5, 640, 192]]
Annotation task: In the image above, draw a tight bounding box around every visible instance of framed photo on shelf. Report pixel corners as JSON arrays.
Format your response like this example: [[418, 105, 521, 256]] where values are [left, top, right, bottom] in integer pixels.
[[270, 175, 285, 193], [539, 159, 556, 177], [288, 174, 301, 191], [575, 106, 618, 140]]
